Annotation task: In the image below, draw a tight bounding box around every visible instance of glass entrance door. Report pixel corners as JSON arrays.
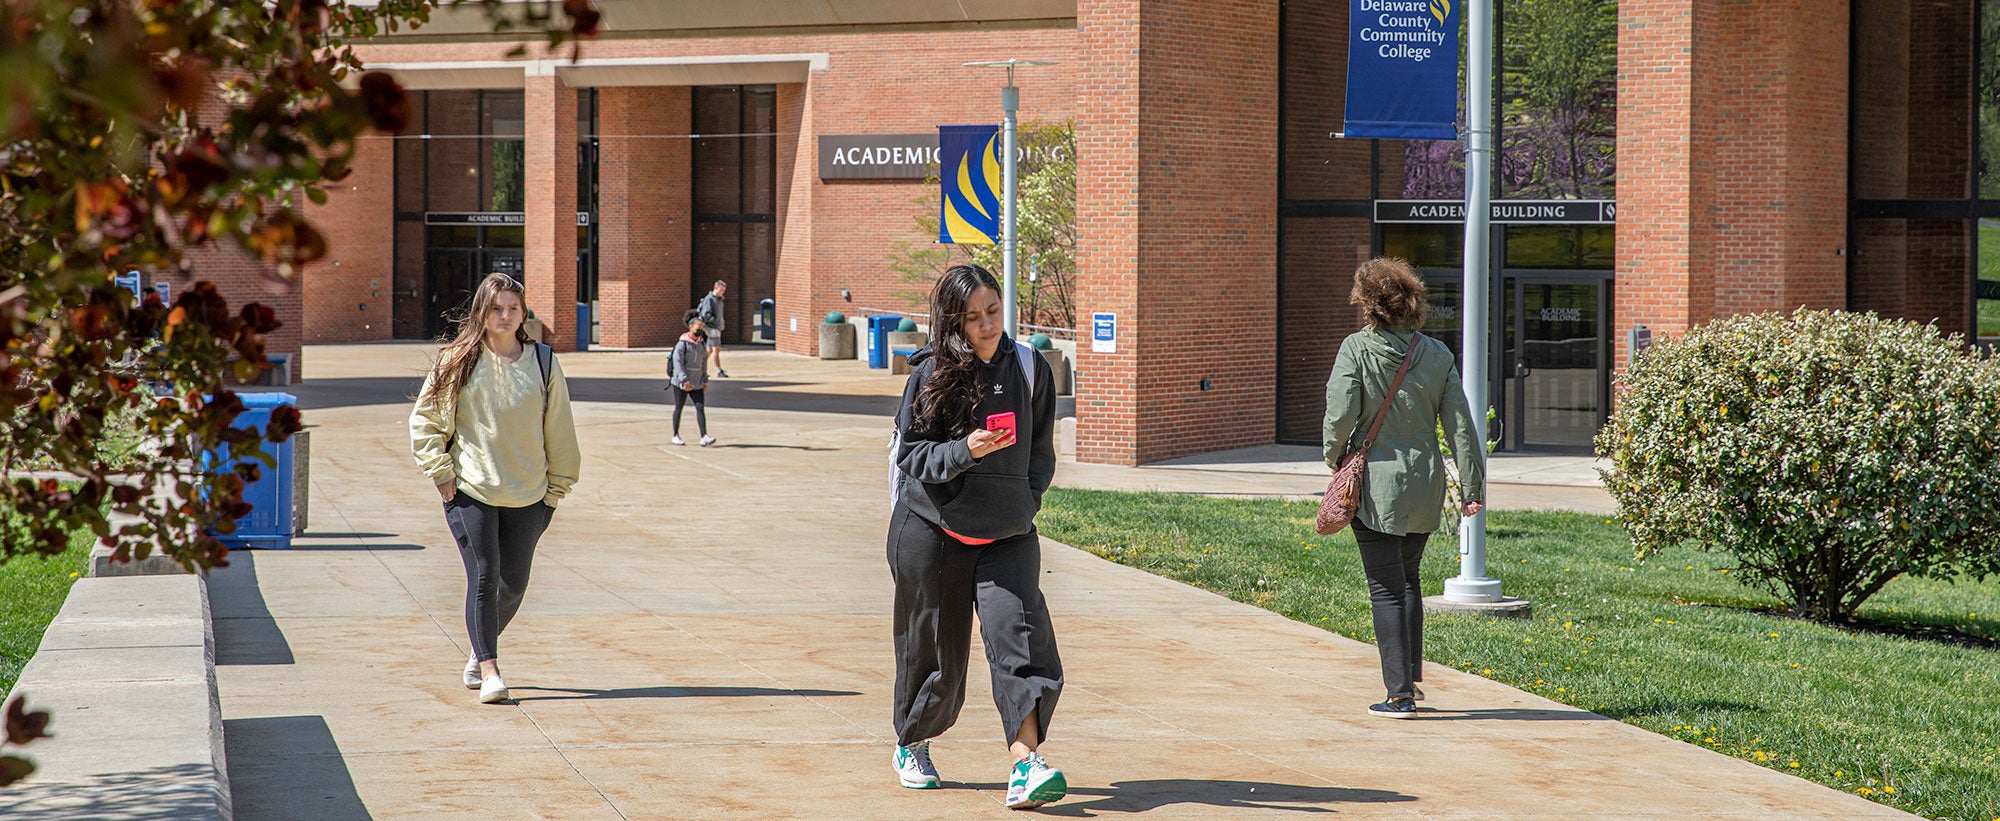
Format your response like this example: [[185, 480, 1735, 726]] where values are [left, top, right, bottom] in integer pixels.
[[424, 249, 478, 338], [1504, 275, 1611, 452]]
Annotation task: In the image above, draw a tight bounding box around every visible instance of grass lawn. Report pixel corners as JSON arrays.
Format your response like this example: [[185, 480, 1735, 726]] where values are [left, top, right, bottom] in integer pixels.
[[1040, 488, 2000, 821], [0, 530, 94, 697]]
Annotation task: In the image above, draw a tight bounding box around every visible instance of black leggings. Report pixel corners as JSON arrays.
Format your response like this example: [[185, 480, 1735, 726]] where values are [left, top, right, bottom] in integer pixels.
[[671, 386, 707, 436], [443, 492, 554, 662], [1353, 520, 1429, 699]]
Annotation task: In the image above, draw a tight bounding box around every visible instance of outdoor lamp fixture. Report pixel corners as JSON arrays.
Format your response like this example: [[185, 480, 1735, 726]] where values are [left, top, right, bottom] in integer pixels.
[[963, 58, 1056, 340]]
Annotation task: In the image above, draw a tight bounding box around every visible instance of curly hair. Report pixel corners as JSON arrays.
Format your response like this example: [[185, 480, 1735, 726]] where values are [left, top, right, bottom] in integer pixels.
[[1350, 257, 1429, 331]]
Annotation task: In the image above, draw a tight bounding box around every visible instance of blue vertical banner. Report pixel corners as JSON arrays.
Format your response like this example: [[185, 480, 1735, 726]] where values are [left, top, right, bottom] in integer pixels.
[[1341, 0, 1460, 139], [938, 124, 1002, 245]]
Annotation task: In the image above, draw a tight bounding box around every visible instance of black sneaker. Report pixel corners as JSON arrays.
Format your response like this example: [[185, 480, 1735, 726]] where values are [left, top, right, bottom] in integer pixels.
[[1368, 698, 1418, 719], [716, 370, 730, 378]]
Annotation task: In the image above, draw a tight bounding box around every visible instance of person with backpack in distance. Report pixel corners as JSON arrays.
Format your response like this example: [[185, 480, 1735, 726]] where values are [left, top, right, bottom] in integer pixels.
[[668, 312, 714, 446], [697, 279, 729, 378], [885, 263, 1066, 810], [410, 272, 582, 705], [1322, 257, 1485, 719]]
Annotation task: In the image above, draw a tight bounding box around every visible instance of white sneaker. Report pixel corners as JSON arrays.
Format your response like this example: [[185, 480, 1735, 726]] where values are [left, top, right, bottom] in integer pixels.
[[463, 656, 480, 689], [699, 435, 716, 447], [479, 675, 510, 704], [892, 741, 939, 789], [1005, 751, 1066, 809], [671, 435, 685, 446]]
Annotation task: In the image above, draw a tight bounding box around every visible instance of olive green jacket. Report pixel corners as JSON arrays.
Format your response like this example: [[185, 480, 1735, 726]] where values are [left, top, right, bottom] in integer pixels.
[[1322, 328, 1485, 536]]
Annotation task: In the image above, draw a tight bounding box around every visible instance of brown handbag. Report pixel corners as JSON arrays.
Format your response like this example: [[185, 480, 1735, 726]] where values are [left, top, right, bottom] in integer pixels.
[[1316, 333, 1422, 536]]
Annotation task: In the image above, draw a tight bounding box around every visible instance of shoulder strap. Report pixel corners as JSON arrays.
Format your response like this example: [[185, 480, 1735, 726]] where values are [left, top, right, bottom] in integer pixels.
[[536, 343, 554, 414], [1357, 332, 1422, 451], [1015, 340, 1037, 396]]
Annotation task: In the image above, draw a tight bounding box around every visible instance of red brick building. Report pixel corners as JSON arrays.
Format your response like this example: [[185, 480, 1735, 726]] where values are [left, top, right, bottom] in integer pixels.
[[273, 0, 1997, 464]]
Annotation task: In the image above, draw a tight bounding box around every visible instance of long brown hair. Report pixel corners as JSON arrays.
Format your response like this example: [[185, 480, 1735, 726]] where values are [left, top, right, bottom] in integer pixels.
[[911, 264, 1001, 439], [420, 273, 531, 413], [1350, 257, 1429, 331]]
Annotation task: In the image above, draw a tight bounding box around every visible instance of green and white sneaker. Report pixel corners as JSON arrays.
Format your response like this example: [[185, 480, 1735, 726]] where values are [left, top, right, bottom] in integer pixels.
[[893, 741, 939, 789], [1005, 752, 1066, 810]]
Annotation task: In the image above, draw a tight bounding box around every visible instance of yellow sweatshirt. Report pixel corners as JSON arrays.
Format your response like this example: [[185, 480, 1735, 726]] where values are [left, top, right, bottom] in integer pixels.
[[409, 346, 581, 509]]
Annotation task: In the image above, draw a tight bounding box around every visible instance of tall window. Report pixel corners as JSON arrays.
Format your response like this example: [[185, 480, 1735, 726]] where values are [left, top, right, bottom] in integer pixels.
[[1498, 0, 1616, 199], [1850, 0, 1989, 341], [691, 85, 776, 345]]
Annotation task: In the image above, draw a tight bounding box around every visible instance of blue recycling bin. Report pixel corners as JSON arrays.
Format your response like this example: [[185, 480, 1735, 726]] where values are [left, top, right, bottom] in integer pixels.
[[575, 302, 591, 351], [207, 391, 297, 550], [866, 314, 902, 369]]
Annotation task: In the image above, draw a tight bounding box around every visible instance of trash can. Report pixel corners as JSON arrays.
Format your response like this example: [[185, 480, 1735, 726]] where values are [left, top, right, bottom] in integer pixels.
[[757, 298, 775, 341], [866, 314, 902, 369], [574, 302, 591, 351], [208, 391, 297, 550]]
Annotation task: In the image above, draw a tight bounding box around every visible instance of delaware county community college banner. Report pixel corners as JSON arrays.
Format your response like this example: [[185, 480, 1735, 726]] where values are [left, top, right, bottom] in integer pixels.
[[1342, 0, 1460, 139], [938, 124, 1001, 245]]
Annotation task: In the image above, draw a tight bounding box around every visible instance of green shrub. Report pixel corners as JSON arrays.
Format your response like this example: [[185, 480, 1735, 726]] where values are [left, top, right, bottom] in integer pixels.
[[1596, 309, 2000, 622]]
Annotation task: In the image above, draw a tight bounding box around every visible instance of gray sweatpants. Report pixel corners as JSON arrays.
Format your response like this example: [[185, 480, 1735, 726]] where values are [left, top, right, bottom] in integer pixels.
[[443, 492, 554, 662], [887, 504, 1063, 747]]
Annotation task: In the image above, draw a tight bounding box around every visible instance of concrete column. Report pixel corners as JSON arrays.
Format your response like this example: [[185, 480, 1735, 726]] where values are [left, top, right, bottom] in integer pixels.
[[525, 72, 579, 351], [595, 86, 691, 348], [1074, 0, 1279, 465]]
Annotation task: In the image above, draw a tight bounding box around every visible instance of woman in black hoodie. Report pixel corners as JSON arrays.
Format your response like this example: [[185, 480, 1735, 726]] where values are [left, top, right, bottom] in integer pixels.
[[886, 264, 1066, 810]]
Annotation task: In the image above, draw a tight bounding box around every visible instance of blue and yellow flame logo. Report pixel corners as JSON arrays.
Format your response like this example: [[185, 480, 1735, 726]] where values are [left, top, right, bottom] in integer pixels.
[[1432, 0, 1451, 27], [939, 126, 1001, 245]]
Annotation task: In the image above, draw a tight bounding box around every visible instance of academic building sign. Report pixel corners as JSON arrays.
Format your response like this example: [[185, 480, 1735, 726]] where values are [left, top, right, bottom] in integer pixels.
[[818, 134, 941, 180], [1373, 199, 1616, 224]]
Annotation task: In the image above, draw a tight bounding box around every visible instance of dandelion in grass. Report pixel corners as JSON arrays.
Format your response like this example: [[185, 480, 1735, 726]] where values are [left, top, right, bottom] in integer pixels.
[[1789, 762, 1799, 768]]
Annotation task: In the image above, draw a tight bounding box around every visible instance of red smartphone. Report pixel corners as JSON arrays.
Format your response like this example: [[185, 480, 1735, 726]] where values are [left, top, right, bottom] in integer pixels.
[[985, 411, 1017, 439]]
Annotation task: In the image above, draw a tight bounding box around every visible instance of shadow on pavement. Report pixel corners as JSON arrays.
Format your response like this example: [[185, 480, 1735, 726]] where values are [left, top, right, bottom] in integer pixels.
[[952, 779, 1414, 815], [0, 763, 227, 819], [287, 375, 904, 418], [1415, 707, 1611, 721], [281, 542, 426, 552], [225, 715, 372, 821], [209, 551, 294, 666], [509, 685, 862, 701]]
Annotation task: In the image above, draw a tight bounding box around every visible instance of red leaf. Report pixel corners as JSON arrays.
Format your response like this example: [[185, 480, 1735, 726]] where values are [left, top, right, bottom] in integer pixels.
[[4, 696, 51, 745], [357, 72, 410, 133]]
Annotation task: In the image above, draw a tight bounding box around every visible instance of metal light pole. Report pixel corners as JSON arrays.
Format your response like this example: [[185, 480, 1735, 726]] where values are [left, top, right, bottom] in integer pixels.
[[1442, 0, 1505, 605], [965, 59, 1055, 340]]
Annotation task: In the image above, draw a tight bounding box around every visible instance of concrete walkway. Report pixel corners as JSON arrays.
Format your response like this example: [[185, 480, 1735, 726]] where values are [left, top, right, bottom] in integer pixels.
[[211, 344, 1906, 819]]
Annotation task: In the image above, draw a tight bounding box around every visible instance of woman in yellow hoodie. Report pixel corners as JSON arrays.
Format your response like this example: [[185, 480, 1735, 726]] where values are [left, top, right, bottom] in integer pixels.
[[410, 273, 582, 704]]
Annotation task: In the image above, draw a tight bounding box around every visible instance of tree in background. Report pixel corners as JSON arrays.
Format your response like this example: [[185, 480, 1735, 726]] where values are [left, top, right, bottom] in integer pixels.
[[0, 0, 596, 781], [887, 120, 1077, 335]]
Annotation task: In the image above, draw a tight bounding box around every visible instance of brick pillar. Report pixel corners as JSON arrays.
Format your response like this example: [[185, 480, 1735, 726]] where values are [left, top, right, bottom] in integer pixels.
[[1074, 0, 1279, 465], [525, 73, 579, 351], [1615, 0, 1720, 369], [303, 132, 395, 344], [774, 81, 818, 356], [1616, 0, 1849, 369], [596, 86, 691, 348]]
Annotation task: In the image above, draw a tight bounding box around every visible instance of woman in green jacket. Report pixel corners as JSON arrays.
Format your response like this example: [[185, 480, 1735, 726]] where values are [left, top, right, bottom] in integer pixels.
[[1322, 257, 1486, 719]]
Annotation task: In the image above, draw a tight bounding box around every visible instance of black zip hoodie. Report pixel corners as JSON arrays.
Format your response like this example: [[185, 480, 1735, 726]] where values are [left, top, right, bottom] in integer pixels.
[[893, 336, 1057, 541]]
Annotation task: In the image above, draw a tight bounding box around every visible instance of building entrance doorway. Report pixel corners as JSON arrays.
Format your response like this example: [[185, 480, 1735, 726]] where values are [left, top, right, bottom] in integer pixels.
[[422, 221, 524, 338], [1501, 273, 1612, 453]]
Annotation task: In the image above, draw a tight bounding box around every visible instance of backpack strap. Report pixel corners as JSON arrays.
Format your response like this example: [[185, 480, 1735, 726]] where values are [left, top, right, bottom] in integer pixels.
[[1015, 340, 1037, 397], [535, 342, 554, 415]]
